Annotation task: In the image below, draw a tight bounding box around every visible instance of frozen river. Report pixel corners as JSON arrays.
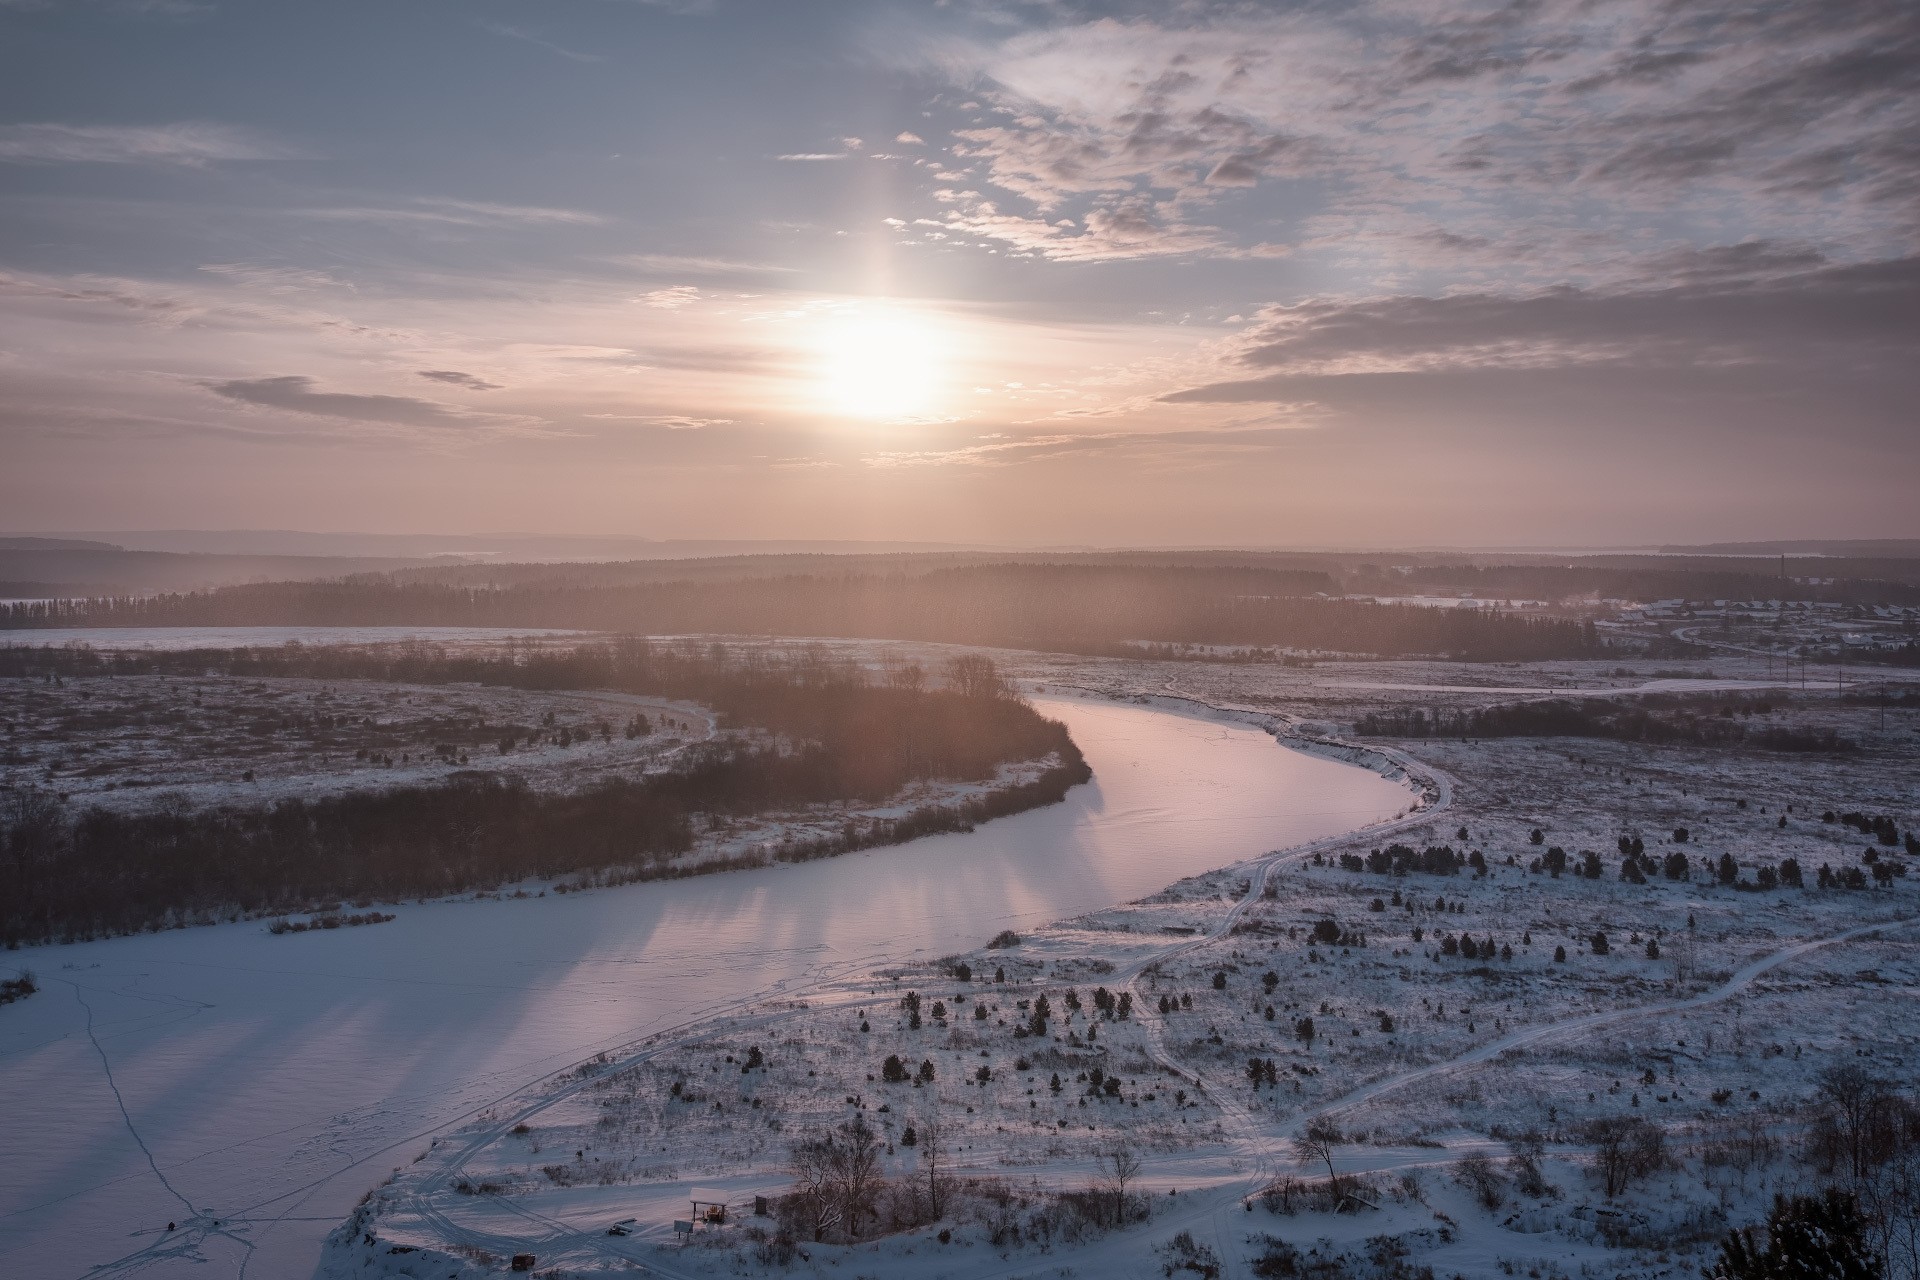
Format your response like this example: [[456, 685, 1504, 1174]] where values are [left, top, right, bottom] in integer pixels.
[[0, 693, 1410, 1277]]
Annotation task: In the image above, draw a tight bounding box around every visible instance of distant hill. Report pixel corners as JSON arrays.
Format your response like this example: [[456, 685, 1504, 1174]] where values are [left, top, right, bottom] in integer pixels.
[[0, 536, 124, 552], [40, 530, 992, 561], [0, 549, 463, 598], [1659, 539, 1920, 559]]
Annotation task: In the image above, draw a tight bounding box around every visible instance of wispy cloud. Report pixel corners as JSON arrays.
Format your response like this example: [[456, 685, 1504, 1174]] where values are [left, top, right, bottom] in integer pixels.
[[204, 374, 541, 436], [417, 369, 502, 391], [638, 285, 700, 309], [198, 262, 339, 292], [293, 197, 607, 227], [583, 413, 730, 428], [478, 20, 604, 64], [0, 122, 290, 166], [614, 253, 796, 276]]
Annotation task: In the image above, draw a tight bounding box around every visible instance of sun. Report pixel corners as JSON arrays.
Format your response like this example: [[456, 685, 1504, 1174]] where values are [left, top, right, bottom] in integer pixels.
[[815, 304, 947, 422]]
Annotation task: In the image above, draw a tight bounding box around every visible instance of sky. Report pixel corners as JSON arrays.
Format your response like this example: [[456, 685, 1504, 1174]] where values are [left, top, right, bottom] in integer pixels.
[[0, 0, 1915, 548]]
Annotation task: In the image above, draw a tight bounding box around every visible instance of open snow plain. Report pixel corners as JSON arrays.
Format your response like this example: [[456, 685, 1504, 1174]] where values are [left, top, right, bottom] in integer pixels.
[[0, 694, 1411, 1278]]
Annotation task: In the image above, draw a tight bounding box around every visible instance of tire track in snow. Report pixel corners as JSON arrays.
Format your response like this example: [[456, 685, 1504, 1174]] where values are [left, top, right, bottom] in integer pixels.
[[1297, 912, 1920, 1131], [68, 983, 198, 1221]]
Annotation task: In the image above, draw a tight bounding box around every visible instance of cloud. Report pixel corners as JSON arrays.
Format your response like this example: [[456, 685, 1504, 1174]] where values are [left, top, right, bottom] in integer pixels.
[[417, 369, 502, 391], [936, 195, 1226, 262], [1161, 252, 1920, 443], [909, 0, 1920, 273], [895, 132, 925, 145], [0, 122, 289, 165], [613, 253, 796, 276], [583, 414, 729, 428], [628, 346, 799, 375], [207, 375, 492, 428], [478, 20, 605, 63], [294, 198, 606, 227], [776, 152, 848, 161], [198, 262, 338, 292], [860, 423, 1308, 470], [638, 285, 700, 309]]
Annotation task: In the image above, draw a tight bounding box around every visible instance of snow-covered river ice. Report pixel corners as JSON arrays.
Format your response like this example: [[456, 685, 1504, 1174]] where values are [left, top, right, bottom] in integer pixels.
[[0, 693, 1410, 1277]]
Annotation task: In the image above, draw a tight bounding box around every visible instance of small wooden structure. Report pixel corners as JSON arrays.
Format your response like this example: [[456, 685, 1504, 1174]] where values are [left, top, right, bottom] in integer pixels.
[[689, 1189, 730, 1228]]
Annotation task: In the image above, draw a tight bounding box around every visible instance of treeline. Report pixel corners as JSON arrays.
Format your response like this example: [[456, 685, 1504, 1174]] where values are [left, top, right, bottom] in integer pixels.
[[2, 734, 1088, 946], [1342, 560, 1920, 606], [0, 646, 1089, 945], [0, 639, 1067, 785], [0, 564, 1605, 661], [1355, 696, 1856, 752]]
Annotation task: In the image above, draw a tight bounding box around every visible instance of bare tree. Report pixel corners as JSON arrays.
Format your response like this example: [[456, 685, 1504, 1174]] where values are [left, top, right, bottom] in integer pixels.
[[944, 654, 1006, 700], [920, 1115, 949, 1219], [1505, 1130, 1551, 1198], [1099, 1145, 1143, 1225], [1668, 932, 1699, 987], [1822, 1065, 1886, 1181], [1456, 1151, 1506, 1210], [832, 1119, 883, 1238], [1856, 1147, 1920, 1280], [783, 1119, 884, 1242], [1585, 1115, 1666, 1198], [786, 1134, 842, 1241], [1292, 1119, 1343, 1203]]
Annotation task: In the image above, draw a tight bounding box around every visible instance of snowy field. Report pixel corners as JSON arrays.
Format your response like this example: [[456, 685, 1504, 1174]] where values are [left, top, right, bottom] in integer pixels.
[[2, 627, 590, 651], [0, 673, 714, 813], [321, 648, 1920, 1280], [0, 694, 1410, 1278]]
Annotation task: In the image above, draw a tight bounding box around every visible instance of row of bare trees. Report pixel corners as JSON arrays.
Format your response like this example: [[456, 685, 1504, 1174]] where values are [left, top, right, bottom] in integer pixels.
[[775, 1117, 1142, 1247]]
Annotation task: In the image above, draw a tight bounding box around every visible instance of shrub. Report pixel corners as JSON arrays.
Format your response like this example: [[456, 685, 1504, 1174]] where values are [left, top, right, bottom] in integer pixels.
[[1157, 1230, 1221, 1278], [1455, 1151, 1505, 1210]]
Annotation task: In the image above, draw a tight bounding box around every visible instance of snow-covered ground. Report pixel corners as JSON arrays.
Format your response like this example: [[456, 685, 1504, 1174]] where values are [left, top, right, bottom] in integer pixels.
[[2, 626, 590, 650], [0, 694, 1409, 1278], [320, 650, 1920, 1280], [1, 673, 714, 812]]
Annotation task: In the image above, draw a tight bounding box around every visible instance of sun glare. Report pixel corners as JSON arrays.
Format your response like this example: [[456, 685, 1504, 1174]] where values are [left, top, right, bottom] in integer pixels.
[[816, 304, 946, 422]]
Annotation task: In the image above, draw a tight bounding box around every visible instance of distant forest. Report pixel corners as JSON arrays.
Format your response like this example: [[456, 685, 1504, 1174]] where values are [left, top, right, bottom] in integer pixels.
[[1339, 561, 1920, 607], [0, 564, 1606, 661], [1354, 694, 1856, 752], [0, 644, 1087, 946]]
